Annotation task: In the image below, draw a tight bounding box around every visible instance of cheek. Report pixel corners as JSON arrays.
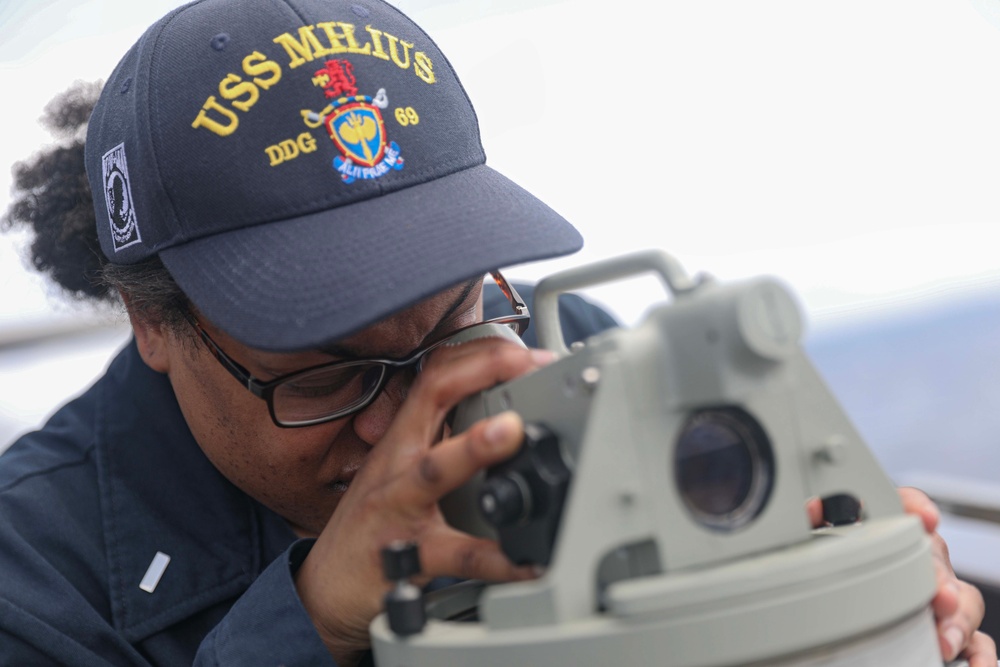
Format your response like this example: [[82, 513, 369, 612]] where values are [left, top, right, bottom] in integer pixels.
[[168, 361, 266, 458], [165, 348, 367, 533], [170, 360, 358, 508], [168, 358, 331, 485]]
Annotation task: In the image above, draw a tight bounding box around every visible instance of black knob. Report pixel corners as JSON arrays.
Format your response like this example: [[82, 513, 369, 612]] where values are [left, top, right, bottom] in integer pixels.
[[480, 473, 531, 528], [821, 493, 862, 526], [381, 540, 421, 580], [381, 540, 426, 637], [385, 587, 426, 637], [479, 423, 571, 566]]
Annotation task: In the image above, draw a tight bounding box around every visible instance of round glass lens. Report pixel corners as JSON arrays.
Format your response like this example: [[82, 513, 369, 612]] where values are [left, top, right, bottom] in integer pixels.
[[674, 408, 774, 531]]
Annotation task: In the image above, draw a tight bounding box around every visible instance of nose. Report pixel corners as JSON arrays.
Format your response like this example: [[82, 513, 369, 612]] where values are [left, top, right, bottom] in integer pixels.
[[351, 368, 415, 445]]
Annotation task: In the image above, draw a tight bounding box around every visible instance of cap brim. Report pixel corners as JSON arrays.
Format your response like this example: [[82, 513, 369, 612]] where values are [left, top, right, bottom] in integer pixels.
[[159, 164, 581, 351]]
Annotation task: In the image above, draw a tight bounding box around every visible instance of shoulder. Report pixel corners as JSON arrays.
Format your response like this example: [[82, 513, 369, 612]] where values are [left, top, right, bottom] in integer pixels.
[[0, 387, 111, 618], [0, 389, 101, 500]]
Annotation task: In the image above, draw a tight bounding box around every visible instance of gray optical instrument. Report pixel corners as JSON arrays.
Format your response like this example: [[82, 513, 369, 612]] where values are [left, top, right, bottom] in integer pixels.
[[371, 250, 970, 667]]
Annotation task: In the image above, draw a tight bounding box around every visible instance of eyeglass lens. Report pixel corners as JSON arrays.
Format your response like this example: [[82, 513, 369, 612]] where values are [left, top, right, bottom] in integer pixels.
[[270, 317, 526, 425], [273, 363, 386, 425]]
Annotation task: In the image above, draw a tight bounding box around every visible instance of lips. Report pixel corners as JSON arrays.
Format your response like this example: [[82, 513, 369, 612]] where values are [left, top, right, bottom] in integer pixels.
[[328, 464, 362, 493]]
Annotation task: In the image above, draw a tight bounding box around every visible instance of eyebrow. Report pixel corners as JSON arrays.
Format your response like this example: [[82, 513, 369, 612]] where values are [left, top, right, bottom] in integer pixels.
[[316, 276, 483, 361]]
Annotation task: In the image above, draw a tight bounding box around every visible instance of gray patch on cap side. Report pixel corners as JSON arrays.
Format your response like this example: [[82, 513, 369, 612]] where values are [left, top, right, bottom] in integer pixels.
[[102, 142, 142, 252]]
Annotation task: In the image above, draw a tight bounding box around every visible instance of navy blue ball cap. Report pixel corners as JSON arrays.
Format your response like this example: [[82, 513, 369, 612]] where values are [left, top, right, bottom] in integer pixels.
[[85, 0, 582, 351]]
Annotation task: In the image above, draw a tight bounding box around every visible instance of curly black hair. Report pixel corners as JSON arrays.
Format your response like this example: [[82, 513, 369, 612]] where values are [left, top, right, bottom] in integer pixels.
[[2, 80, 189, 330]]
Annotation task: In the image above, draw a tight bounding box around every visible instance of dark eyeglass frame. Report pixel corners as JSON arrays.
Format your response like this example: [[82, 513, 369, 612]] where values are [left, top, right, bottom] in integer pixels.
[[185, 271, 529, 428]]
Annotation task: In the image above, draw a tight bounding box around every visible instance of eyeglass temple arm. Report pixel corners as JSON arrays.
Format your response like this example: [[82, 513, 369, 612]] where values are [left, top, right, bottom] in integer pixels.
[[490, 271, 529, 317], [184, 312, 266, 397]]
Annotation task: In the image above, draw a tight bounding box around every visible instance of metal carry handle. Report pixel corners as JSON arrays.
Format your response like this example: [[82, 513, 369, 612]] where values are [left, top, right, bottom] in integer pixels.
[[534, 249, 697, 355]]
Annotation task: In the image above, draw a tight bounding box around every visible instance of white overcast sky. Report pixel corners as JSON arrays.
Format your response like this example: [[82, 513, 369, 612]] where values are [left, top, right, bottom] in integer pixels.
[[3, 0, 1000, 332]]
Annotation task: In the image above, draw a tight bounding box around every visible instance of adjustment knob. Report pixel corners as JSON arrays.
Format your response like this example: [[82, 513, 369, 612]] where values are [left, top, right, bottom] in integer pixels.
[[479, 423, 571, 566], [480, 473, 531, 528], [382, 540, 421, 580], [381, 540, 426, 637], [821, 493, 862, 526]]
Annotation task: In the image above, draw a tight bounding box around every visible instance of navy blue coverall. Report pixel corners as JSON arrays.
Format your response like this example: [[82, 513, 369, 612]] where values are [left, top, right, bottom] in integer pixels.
[[0, 285, 617, 665]]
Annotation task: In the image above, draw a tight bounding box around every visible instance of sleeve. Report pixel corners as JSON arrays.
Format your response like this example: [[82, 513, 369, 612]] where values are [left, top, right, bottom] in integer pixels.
[[195, 539, 338, 666]]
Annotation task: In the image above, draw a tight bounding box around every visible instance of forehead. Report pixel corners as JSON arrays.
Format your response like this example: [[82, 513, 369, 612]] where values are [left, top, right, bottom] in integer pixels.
[[192, 276, 483, 375], [320, 277, 482, 358]]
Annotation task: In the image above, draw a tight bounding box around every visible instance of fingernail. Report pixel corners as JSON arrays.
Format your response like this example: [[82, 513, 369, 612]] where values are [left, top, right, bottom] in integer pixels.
[[484, 411, 519, 445], [530, 348, 557, 365], [944, 626, 964, 659]]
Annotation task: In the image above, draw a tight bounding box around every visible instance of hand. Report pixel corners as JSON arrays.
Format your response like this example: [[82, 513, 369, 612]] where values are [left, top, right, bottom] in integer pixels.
[[808, 488, 996, 666], [294, 337, 553, 665], [896, 487, 996, 667]]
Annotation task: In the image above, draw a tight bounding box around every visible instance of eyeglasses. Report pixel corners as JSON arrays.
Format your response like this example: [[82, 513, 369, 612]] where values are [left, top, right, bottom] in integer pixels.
[[185, 271, 529, 428]]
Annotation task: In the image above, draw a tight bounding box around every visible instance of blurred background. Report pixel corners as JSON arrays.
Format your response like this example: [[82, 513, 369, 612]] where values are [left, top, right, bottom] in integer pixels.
[[4, 0, 1000, 636]]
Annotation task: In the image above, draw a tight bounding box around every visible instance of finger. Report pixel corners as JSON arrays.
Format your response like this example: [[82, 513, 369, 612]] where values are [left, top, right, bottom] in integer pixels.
[[805, 497, 823, 527], [965, 630, 998, 667], [388, 411, 525, 510], [929, 529, 959, 611], [417, 337, 556, 412], [897, 486, 940, 533], [417, 526, 537, 583], [382, 339, 553, 458], [922, 519, 988, 662], [937, 579, 986, 661]]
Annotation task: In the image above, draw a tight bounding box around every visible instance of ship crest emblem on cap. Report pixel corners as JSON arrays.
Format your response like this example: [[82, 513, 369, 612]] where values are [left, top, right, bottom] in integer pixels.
[[312, 59, 405, 184]]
